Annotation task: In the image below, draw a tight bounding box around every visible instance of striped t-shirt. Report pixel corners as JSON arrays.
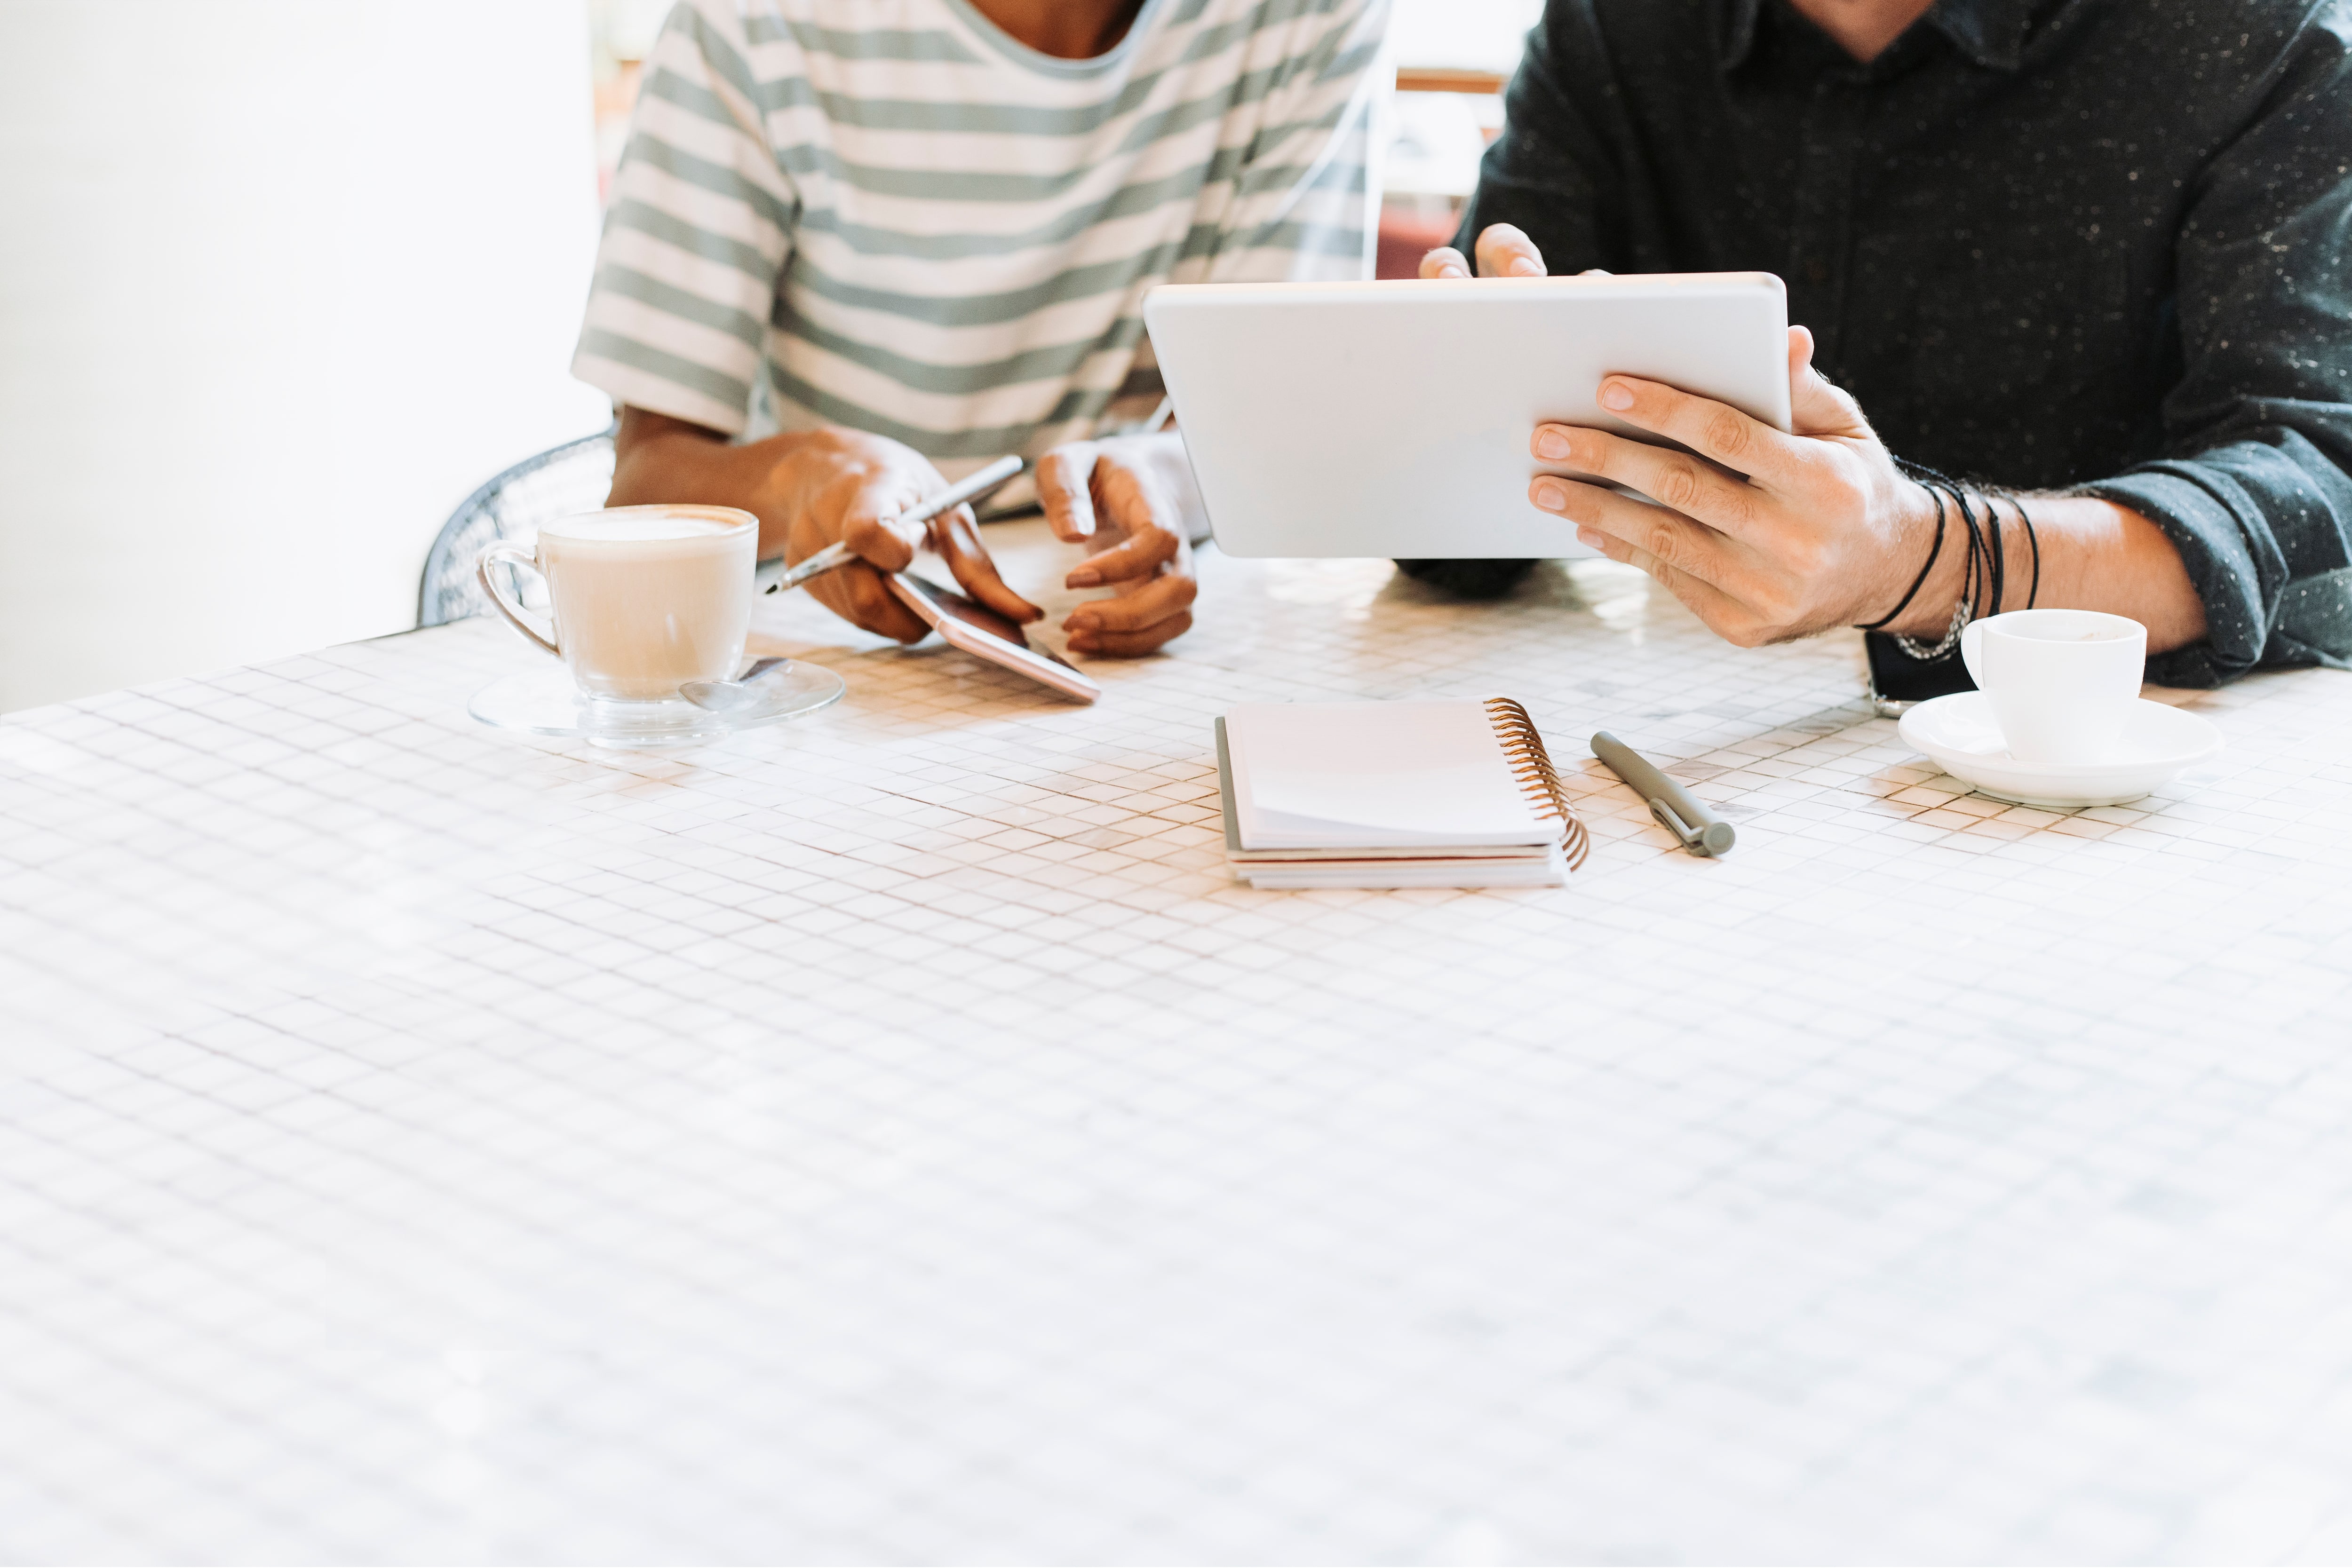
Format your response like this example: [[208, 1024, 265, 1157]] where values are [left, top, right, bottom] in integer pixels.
[[573, 0, 1388, 473]]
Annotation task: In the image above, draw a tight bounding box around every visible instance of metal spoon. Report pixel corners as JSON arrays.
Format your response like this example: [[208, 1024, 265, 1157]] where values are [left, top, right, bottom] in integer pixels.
[[680, 656, 788, 712]]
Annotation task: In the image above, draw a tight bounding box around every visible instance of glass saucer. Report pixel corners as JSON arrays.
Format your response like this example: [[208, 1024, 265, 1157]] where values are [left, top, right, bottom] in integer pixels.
[[469, 659, 845, 748]]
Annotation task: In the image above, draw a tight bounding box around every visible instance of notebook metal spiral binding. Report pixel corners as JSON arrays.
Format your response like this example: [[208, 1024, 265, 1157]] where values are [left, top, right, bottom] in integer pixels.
[[1483, 697, 1591, 871]]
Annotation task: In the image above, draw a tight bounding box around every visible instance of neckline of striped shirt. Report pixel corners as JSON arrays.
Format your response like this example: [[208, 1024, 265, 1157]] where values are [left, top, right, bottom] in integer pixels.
[[933, 0, 1172, 79]]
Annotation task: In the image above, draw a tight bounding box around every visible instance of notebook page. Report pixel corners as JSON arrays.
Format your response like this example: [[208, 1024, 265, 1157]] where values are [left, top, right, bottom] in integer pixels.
[[1225, 701, 1556, 849]]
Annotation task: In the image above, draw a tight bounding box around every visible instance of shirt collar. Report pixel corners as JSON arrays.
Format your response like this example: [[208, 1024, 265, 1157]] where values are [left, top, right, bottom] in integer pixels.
[[1718, 0, 2037, 74]]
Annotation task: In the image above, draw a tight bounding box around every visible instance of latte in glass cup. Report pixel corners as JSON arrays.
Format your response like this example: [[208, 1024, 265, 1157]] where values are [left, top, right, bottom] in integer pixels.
[[477, 504, 758, 705]]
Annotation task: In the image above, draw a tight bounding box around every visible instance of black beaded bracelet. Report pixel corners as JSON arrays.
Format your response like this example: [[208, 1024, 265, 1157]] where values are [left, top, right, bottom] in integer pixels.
[[1892, 475, 1981, 661], [1858, 479, 1947, 633]]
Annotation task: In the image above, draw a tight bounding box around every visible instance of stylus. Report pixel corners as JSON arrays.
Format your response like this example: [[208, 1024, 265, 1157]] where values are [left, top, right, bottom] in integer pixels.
[[1591, 731, 1737, 858], [759, 453, 1025, 594]]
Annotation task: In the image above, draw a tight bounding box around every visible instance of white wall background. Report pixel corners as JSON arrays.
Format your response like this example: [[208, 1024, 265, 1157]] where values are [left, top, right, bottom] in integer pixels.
[[0, 0, 611, 712], [1390, 0, 1541, 72]]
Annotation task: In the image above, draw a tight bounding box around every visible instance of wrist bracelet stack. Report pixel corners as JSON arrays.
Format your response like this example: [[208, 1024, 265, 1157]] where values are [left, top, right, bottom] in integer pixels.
[[1859, 459, 2042, 655]]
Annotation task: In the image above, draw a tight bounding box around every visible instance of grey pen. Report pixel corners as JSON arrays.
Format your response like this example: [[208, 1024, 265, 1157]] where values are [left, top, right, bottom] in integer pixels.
[[757, 453, 1026, 594], [1591, 731, 1737, 858]]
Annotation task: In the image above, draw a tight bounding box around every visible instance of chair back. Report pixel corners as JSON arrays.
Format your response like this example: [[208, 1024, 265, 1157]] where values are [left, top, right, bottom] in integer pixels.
[[418, 427, 617, 627]]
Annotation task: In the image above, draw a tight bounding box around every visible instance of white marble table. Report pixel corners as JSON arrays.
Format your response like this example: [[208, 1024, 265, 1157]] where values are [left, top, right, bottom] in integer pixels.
[[5, 526, 2350, 1563]]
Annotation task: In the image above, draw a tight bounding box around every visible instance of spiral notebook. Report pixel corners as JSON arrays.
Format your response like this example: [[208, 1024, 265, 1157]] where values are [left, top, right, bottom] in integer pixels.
[[1216, 699, 1590, 889]]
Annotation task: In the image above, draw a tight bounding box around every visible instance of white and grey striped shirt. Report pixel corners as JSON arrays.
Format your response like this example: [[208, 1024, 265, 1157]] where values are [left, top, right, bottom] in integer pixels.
[[573, 0, 1387, 471]]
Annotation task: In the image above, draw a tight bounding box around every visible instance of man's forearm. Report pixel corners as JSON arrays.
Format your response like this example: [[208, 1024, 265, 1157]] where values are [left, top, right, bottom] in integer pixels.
[[607, 406, 839, 559], [1883, 493, 2208, 654]]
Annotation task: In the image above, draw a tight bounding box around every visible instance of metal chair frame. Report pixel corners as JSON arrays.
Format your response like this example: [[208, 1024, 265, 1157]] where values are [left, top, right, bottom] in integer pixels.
[[416, 425, 618, 629]]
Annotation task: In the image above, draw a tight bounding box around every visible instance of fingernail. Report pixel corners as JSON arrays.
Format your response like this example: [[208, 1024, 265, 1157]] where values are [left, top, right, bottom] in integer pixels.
[[1533, 479, 1570, 511], [1598, 380, 1635, 412], [1534, 429, 1572, 460], [1577, 527, 1605, 549], [1438, 264, 1468, 279], [1067, 569, 1100, 587]]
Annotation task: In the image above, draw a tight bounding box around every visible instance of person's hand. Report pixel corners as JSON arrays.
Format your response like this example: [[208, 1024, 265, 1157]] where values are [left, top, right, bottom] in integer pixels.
[[1033, 433, 1200, 656], [773, 428, 1039, 644], [1527, 326, 1942, 646], [1418, 222, 1552, 280]]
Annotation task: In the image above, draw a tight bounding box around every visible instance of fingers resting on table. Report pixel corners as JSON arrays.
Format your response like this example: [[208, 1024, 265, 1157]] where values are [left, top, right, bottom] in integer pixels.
[[1037, 436, 1200, 657]]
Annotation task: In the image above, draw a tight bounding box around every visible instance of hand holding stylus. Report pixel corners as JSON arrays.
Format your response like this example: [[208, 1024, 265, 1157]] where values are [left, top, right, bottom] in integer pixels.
[[771, 455, 1025, 594], [775, 435, 1036, 644]]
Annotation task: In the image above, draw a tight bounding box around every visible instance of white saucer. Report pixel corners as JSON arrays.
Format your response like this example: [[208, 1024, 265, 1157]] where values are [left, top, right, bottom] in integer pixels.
[[469, 659, 844, 748], [1898, 691, 2223, 808]]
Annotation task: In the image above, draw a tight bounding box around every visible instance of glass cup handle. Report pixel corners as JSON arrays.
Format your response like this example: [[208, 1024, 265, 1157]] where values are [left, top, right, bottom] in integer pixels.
[[476, 540, 559, 657]]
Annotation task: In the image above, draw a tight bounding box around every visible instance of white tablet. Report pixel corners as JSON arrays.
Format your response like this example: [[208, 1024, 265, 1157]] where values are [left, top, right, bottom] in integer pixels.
[[1143, 272, 1792, 559]]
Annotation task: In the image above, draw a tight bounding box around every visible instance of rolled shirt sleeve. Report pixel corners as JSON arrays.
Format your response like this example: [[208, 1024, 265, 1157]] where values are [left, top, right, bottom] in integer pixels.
[[572, 2, 797, 437], [2081, 11, 2352, 687]]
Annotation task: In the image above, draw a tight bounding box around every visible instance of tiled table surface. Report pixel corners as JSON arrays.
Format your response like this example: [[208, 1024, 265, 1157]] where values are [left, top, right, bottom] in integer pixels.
[[4, 526, 2350, 1564]]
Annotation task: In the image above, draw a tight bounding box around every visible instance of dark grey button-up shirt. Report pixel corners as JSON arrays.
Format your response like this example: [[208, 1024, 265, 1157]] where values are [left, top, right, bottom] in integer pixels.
[[1458, 0, 2352, 685]]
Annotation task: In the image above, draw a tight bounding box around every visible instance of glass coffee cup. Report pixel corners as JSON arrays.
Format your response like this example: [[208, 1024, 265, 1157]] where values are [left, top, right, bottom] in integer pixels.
[[477, 505, 757, 737]]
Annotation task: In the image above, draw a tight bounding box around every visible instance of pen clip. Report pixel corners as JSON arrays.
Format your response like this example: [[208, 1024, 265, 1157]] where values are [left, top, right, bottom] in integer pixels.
[[1650, 796, 1713, 856]]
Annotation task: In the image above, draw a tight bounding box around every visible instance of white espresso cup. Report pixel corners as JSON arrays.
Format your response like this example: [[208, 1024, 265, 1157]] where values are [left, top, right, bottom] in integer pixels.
[[477, 505, 757, 705], [1959, 608, 2146, 766]]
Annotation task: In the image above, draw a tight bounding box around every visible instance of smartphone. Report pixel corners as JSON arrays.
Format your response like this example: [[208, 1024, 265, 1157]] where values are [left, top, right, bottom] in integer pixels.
[[886, 572, 1102, 704], [1864, 629, 1976, 716]]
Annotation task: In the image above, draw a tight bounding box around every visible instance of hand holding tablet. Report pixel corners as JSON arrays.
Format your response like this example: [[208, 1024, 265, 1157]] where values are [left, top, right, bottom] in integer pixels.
[[1148, 238, 1994, 651], [1145, 269, 1793, 562], [1427, 225, 1944, 646], [1525, 324, 1946, 648]]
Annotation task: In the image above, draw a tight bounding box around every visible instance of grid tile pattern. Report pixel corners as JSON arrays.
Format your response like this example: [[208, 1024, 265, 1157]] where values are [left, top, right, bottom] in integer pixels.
[[4, 524, 2349, 1563]]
